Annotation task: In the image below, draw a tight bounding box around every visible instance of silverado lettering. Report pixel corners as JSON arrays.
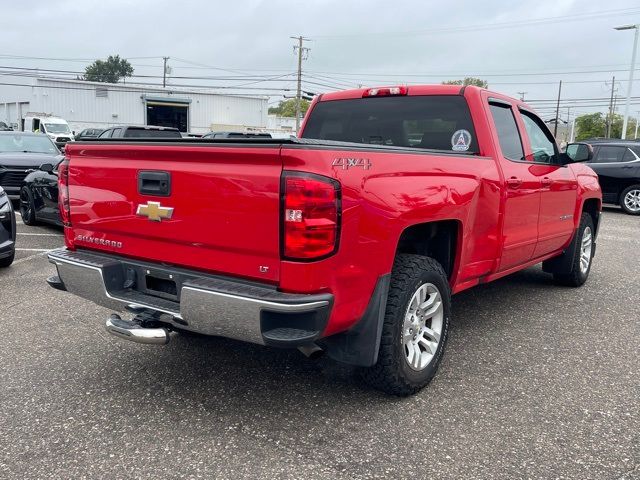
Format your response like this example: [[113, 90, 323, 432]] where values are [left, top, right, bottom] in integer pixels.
[[47, 85, 602, 396]]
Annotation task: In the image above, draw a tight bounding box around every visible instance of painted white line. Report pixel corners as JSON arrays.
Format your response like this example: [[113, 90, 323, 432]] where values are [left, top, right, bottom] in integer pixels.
[[15, 221, 24, 225], [11, 253, 43, 266], [17, 233, 63, 237], [10, 248, 57, 266], [15, 248, 57, 252], [14, 210, 21, 216]]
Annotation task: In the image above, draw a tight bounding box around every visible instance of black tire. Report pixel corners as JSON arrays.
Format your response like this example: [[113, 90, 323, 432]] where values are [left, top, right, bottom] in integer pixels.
[[19, 186, 38, 226], [361, 254, 451, 396], [0, 252, 15, 268], [554, 212, 595, 287], [619, 184, 640, 215]]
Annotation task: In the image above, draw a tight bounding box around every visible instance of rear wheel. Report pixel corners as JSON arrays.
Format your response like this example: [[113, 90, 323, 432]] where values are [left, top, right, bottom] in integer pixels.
[[620, 185, 640, 215], [554, 212, 594, 287], [19, 186, 38, 226], [361, 254, 451, 396]]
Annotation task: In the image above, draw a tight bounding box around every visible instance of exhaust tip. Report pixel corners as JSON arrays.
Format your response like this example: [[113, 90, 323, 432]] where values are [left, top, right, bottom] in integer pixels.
[[105, 314, 170, 345], [298, 344, 325, 360]]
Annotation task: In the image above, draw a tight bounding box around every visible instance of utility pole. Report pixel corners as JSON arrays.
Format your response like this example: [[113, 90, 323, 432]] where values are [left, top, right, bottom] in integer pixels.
[[614, 24, 639, 139], [606, 76, 616, 138], [291, 36, 310, 133], [569, 117, 576, 143], [553, 80, 562, 137], [565, 106, 571, 143], [517, 91, 527, 101], [635, 111, 640, 139], [162, 56, 170, 88]]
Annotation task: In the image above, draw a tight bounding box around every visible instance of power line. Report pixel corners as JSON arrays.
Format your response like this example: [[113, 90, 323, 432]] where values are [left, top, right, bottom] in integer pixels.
[[0, 80, 296, 98], [309, 7, 640, 38]]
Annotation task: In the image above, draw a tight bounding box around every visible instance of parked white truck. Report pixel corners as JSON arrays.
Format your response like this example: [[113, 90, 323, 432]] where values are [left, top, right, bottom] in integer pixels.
[[22, 113, 74, 147]]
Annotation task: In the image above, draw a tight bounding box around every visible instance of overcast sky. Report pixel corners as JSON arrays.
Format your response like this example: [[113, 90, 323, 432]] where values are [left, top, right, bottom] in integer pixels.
[[2, 0, 640, 121]]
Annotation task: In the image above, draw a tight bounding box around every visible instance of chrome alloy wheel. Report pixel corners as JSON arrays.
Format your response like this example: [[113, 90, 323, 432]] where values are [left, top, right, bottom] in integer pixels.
[[579, 226, 593, 275], [403, 283, 444, 371], [623, 189, 640, 213]]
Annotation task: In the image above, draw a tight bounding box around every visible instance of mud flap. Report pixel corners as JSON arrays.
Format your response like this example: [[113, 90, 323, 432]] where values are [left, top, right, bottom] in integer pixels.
[[320, 274, 391, 367], [542, 227, 583, 274]]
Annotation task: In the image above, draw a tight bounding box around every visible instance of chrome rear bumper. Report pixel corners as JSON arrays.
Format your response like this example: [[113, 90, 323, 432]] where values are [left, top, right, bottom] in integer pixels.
[[47, 248, 332, 346]]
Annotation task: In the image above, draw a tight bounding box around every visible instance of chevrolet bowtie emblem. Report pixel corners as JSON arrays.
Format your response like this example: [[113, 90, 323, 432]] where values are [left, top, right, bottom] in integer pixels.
[[136, 201, 174, 222]]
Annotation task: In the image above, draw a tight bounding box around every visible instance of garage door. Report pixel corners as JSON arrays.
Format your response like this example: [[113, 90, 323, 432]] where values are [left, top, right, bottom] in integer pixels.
[[146, 100, 189, 132]]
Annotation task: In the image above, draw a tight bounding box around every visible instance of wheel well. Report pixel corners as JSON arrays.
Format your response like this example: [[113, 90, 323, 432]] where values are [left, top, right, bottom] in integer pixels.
[[582, 198, 600, 233], [396, 221, 459, 280], [618, 182, 640, 201]]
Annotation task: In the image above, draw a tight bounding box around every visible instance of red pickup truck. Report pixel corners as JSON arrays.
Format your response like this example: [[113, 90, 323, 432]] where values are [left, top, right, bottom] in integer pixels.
[[47, 85, 601, 395]]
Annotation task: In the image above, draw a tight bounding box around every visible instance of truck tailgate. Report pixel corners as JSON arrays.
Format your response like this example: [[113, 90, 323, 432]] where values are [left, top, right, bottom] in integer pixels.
[[66, 143, 282, 282]]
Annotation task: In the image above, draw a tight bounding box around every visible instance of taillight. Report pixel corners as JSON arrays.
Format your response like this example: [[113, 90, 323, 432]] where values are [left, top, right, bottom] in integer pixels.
[[282, 172, 340, 260], [362, 86, 408, 97], [58, 158, 71, 227]]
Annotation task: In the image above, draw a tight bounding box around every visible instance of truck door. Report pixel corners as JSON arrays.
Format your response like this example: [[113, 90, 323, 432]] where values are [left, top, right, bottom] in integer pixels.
[[517, 109, 578, 257], [487, 99, 542, 271]]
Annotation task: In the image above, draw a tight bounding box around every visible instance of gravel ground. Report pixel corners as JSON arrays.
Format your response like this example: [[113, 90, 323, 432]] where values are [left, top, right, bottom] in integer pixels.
[[0, 207, 638, 479]]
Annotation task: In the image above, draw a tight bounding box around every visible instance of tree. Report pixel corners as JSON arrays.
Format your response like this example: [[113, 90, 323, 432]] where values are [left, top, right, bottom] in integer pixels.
[[609, 114, 637, 139], [442, 77, 488, 88], [575, 113, 606, 140], [83, 55, 134, 83], [575, 112, 638, 140], [268, 99, 310, 117]]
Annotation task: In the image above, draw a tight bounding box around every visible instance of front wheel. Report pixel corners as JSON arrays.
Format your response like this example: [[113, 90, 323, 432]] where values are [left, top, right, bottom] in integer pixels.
[[620, 185, 640, 215], [0, 252, 14, 268], [361, 254, 451, 396], [19, 186, 38, 226], [554, 212, 595, 287]]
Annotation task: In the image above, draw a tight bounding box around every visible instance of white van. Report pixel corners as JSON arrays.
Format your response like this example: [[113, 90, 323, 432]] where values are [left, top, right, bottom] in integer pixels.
[[23, 113, 75, 146]]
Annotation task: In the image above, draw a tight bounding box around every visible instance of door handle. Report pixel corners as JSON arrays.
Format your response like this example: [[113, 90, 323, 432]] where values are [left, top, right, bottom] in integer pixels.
[[506, 177, 522, 188], [541, 177, 553, 188]]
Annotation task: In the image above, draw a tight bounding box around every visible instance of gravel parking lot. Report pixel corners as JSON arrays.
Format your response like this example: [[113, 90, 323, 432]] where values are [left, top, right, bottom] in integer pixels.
[[0, 208, 638, 479]]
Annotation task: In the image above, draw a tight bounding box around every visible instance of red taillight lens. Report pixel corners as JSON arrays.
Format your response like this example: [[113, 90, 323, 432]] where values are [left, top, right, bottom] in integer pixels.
[[58, 158, 71, 227], [283, 173, 340, 260], [362, 86, 408, 97]]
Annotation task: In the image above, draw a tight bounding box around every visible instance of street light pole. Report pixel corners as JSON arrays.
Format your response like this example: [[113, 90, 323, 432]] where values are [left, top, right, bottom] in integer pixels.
[[615, 24, 639, 139]]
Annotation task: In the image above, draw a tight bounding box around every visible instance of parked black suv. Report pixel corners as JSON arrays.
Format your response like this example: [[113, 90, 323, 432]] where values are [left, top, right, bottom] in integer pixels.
[[0, 186, 16, 267], [74, 128, 104, 140], [0, 132, 62, 199], [582, 140, 640, 215], [96, 125, 182, 139]]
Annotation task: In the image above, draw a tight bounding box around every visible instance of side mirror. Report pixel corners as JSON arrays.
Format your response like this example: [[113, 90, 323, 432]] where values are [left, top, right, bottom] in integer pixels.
[[40, 163, 54, 173], [564, 142, 593, 163]]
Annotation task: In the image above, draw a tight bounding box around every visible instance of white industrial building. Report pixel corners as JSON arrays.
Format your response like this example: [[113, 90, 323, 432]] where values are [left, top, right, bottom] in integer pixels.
[[0, 75, 273, 135]]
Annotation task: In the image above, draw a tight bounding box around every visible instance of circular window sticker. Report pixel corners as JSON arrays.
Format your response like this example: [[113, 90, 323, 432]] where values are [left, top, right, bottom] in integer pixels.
[[451, 129, 472, 152]]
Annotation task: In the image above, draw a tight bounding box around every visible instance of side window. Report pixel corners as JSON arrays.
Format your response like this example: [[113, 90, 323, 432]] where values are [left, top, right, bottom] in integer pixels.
[[594, 146, 626, 163], [622, 148, 638, 162], [520, 111, 557, 164], [112, 128, 122, 138], [489, 103, 524, 161], [98, 129, 112, 138]]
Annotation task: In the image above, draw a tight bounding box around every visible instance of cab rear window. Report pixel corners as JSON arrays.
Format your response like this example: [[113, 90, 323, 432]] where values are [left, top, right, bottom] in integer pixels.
[[302, 95, 478, 154]]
